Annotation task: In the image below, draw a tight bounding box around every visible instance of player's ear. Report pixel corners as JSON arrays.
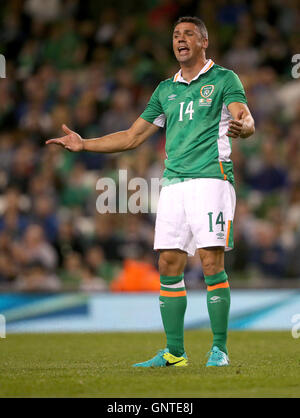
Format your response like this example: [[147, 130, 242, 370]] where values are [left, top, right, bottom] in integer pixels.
[[202, 37, 209, 50]]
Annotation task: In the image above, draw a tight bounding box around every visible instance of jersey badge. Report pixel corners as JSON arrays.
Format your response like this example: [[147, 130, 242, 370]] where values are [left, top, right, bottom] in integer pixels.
[[200, 84, 215, 98], [199, 98, 212, 107]]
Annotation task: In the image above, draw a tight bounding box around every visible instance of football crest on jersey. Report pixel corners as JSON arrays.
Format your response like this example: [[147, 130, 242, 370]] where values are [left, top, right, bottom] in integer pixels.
[[200, 84, 215, 98], [199, 84, 214, 107]]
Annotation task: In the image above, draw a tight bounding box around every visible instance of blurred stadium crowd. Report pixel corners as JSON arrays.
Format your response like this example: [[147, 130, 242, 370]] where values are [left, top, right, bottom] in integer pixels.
[[0, 0, 299, 291]]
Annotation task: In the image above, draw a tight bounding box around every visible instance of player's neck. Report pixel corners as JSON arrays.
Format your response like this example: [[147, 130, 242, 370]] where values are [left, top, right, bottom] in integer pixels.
[[180, 56, 208, 83]]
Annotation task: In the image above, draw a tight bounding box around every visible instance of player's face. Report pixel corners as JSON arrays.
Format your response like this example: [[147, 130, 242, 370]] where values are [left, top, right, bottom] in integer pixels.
[[173, 22, 206, 64]]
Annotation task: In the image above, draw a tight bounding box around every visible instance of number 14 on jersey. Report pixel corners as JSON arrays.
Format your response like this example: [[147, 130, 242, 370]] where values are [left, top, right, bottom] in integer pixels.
[[179, 101, 194, 121]]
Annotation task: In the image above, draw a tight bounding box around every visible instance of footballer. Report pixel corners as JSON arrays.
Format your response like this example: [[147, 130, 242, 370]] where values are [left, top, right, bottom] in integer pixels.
[[46, 16, 255, 367]]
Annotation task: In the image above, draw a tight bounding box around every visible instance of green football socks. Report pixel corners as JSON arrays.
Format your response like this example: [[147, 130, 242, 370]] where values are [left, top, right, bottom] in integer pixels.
[[205, 270, 231, 355], [159, 270, 230, 357], [159, 274, 187, 357]]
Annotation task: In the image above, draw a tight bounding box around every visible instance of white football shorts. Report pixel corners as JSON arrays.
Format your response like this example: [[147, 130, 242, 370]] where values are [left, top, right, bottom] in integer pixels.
[[154, 178, 236, 256]]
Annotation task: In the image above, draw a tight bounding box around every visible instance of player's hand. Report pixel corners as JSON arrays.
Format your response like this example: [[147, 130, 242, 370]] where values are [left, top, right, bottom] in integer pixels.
[[227, 111, 244, 138], [45, 124, 84, 151]]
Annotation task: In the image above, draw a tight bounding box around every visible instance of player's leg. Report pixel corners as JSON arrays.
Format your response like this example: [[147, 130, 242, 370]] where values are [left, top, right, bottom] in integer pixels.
[[198, 247, 230, 365], [133, 182, 191, 367], [158, 249, 188, 358], [153, 182, 192, 357], [133, 249, 188, 367], [184, 178, 235, 366]]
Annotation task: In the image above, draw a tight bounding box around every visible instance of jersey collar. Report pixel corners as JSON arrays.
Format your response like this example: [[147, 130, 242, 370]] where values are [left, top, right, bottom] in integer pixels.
[[173, 59, 214, 84]]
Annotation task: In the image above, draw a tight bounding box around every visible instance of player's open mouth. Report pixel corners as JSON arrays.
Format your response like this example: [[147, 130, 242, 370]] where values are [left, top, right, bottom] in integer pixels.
[[178, 46, 190, 55]]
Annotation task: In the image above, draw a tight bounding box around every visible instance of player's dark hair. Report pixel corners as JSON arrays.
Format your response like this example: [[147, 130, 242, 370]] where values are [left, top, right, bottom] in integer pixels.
[[174, 16, 208, 39]]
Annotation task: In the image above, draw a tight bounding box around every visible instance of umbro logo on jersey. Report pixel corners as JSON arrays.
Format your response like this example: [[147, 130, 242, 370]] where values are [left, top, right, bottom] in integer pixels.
[[168, 94, 177, 101]]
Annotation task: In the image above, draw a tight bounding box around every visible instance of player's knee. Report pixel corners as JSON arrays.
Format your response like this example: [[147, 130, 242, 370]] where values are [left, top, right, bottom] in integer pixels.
[[200, 255, 223, 276], [158, 251, 186, 276], [201, 260, 221, 276], [158, 257, 181, 276], [199, 248, 224, 276]]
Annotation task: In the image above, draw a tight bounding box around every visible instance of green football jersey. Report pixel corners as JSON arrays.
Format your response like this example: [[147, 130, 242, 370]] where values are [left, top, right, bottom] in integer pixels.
[[140, 59, 247, 185]]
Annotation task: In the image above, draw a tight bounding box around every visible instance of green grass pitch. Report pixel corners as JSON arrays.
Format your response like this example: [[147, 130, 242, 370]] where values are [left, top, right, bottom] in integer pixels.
[[0, 330, 299, 398]]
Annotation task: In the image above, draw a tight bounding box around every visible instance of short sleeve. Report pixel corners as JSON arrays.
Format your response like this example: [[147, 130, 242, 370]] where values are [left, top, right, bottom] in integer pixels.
[[140, 85, 166, 128], [223, 71, 247, 107]]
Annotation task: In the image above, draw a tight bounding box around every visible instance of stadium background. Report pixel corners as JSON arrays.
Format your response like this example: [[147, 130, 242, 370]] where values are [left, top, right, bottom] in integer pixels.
[[0, 0, 299, 333]]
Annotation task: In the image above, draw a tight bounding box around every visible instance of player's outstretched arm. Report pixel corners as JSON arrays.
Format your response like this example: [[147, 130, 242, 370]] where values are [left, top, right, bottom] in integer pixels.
[[227, 102, 255, 139], [45, 117, 159, 153]]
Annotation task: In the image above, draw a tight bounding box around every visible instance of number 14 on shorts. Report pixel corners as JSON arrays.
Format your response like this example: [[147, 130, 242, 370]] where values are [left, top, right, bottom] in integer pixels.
[[208, 211, 225, 232]]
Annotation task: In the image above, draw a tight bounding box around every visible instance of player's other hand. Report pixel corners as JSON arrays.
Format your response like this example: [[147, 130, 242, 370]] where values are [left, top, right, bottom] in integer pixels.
[[45, 124, 84, 151], [227, 111, 244, 138]]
